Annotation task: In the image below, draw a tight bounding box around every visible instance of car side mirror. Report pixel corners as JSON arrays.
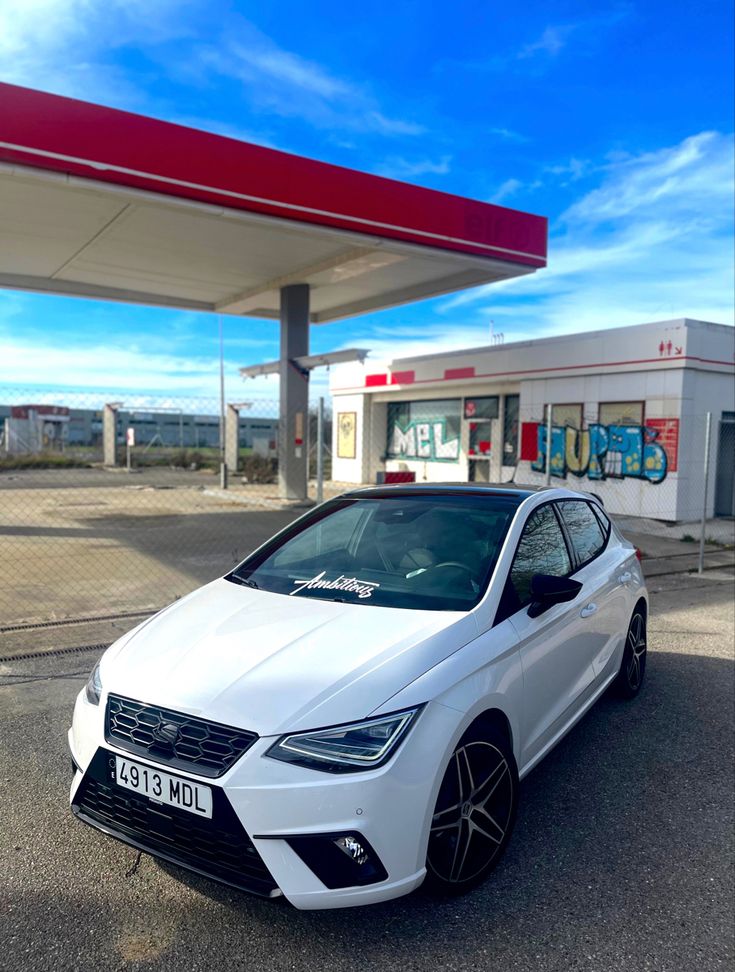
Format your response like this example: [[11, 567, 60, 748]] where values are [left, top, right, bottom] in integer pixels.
[[527, 574, 583, 618]]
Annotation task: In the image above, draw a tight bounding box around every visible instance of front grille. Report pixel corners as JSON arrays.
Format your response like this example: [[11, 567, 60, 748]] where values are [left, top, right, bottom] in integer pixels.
[[106, 694, 257, 778], [73, 749, 278, 897]]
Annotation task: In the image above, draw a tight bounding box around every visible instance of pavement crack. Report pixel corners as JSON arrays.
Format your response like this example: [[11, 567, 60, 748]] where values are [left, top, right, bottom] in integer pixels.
[[124, 850, 143, 879]]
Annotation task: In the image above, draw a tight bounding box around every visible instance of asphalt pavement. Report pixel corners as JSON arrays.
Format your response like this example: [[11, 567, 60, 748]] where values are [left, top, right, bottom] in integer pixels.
[[0, 571, 733, 972]]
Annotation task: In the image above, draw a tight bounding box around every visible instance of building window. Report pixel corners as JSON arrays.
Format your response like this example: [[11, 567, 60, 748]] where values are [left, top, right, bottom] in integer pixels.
[[545, 403, 583, 428], [598, 401, 645, 426], [464, 396, 499, 420], [386, 399, 461, 462], [503, 394, 520, 465]]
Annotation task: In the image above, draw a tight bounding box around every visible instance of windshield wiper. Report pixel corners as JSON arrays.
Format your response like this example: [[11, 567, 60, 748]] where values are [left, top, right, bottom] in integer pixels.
[[290, 591, 348, 603], [227, 574, 259, 589]]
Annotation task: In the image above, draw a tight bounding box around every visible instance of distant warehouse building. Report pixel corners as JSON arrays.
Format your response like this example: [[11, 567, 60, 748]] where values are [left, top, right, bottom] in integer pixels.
[[0, 405, 277, 456], [330, 319, 735, 522]]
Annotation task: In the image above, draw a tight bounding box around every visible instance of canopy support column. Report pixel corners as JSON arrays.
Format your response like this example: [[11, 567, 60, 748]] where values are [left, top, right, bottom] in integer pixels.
[[279, 284, 310, 500]]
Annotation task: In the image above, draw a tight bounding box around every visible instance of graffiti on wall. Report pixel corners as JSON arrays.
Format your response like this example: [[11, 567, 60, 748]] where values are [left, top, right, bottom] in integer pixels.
[[526, 419, 679, 484], [388, 420, 460, 461]]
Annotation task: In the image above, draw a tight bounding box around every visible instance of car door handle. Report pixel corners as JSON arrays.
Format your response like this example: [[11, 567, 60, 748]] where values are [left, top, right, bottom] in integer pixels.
[[618, 571, 632, 584], [580, 603, 598, 618]]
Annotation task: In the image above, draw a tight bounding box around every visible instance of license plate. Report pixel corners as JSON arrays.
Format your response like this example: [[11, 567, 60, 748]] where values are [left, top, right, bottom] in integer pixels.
[[114, 756, 212, 819]]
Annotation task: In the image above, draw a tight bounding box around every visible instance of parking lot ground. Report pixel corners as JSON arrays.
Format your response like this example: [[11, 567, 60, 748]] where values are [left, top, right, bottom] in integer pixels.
[[0, 570, 733, 972], [0, 468, 362, 632], [0, 477, 298, 632]]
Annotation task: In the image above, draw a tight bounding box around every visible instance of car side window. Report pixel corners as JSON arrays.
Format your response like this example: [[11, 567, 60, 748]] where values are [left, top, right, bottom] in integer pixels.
[[556, 500, 606, 567], [509, 504, 572, 608]]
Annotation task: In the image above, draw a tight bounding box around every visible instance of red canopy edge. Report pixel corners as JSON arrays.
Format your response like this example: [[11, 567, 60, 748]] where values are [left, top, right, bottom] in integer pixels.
[[0, 83, 547, 267]]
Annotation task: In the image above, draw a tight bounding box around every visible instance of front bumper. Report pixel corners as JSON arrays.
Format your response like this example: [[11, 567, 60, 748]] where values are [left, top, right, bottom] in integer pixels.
[[69, 691, 460, 909]]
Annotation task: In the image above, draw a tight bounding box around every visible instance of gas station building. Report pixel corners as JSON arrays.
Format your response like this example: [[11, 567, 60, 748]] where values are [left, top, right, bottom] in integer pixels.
[[330, 318, 735, 522]]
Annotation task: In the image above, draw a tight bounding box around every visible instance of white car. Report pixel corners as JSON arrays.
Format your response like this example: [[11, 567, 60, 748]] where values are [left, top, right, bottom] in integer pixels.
[[69, 484, 647, 910]]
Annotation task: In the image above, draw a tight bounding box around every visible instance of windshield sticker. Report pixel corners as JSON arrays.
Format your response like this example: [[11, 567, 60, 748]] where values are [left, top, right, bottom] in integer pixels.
[[291, 571, 380, 600]]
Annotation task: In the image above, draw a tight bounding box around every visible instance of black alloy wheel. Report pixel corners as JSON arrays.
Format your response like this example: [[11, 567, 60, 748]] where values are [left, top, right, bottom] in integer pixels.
[[615, 608, 647, 699], [425, 725, 518, 894]]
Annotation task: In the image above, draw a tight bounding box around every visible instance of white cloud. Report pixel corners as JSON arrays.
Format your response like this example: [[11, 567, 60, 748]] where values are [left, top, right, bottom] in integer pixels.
[[0, 2, 424, 144], [198, 22, 425, 138], [0, 0, 188, 103], [490, 177, 523, 204], [375, 155, 451, 179], [518, 25, 572, 59], [336, 322, 520, 364], [489, 126, 529, 143], [564, 132, 733, 222], [516, 8, 632, 64], [0, 335, 209, 395], [229, 42, 351, 101], [440, 131, 735, 335], [0, 307, 338, 402], [366, 112, 425, 137], [545, 157, 590, 182]]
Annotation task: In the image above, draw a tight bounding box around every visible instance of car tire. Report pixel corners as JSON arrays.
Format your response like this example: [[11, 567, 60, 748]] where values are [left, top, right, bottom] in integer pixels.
[[424, 721, 518, 896], [614, 606, 647, 699]]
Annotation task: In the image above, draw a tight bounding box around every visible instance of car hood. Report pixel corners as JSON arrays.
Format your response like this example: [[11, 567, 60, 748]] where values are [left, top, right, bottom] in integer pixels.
[[102, 578, 477, 736]]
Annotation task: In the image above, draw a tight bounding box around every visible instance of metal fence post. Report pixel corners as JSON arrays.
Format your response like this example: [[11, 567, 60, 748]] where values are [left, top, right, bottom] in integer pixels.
[[698, 411, 712, 575], [545, 406, 552, 485], [218, 315, 227, 490], [316, 396, 324, 505]]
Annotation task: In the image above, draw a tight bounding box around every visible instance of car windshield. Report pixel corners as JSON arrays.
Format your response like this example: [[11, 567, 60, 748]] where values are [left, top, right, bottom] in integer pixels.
[[227, 492, 522, 611]]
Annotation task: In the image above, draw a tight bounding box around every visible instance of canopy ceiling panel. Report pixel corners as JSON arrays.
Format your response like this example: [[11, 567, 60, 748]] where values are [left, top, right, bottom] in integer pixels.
[[0, 83, 547, 323]]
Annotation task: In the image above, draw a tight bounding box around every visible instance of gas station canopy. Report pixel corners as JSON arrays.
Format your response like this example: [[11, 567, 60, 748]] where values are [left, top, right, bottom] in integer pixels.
[[0, 82, 547, 499], [0, 83, 546, 323]]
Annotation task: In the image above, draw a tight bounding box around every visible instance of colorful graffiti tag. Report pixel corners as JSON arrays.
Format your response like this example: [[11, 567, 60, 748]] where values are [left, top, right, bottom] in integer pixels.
[[529, 421, 678, 483]]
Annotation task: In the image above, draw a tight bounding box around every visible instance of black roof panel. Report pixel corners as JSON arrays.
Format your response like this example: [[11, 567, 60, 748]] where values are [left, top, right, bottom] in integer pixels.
[[341, 482, 544, 501]]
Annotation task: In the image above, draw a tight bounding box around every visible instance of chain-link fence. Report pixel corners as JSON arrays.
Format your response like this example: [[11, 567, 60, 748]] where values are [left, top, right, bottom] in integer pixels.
[[335, 398, 735, 577], [0, 389, 339, 628], [1, 389, 732, 631]]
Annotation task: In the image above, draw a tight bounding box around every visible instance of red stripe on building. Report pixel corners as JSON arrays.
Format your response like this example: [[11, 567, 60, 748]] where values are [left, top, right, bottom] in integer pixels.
[[333, 353, 735, 394], [390, 370, 415, 385], [365, 373, 388, 387], [444, 367, 476, 380]]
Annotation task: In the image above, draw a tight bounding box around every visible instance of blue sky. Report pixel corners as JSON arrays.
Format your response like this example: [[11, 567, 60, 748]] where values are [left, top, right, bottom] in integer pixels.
[[0, 0, 733, 403]]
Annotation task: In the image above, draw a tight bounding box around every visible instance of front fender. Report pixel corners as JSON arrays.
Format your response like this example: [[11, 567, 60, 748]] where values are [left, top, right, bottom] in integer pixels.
[[371, 617, 523, 770]]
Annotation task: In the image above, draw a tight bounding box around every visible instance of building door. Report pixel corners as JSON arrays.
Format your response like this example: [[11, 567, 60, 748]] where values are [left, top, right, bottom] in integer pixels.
[[714, 412, 735, 517], [464, 396, 498, 483], [468, 413, 492, 482]]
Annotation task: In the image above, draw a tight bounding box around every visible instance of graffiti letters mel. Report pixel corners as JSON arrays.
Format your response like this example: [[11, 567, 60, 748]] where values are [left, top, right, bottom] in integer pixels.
[[388, 420, 460, 461], [530, 421, 679, 484]]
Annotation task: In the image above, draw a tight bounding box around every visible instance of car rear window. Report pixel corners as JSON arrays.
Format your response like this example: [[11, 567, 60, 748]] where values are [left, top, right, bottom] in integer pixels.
[[227, 493, 522, 611], [557, 500, 607, 566], [590, 501, 612, 539]]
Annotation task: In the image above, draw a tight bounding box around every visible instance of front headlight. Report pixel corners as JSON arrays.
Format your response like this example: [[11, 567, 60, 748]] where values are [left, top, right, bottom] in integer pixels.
[[266, 707, 422, 773], [84, 662, 102, 705]]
